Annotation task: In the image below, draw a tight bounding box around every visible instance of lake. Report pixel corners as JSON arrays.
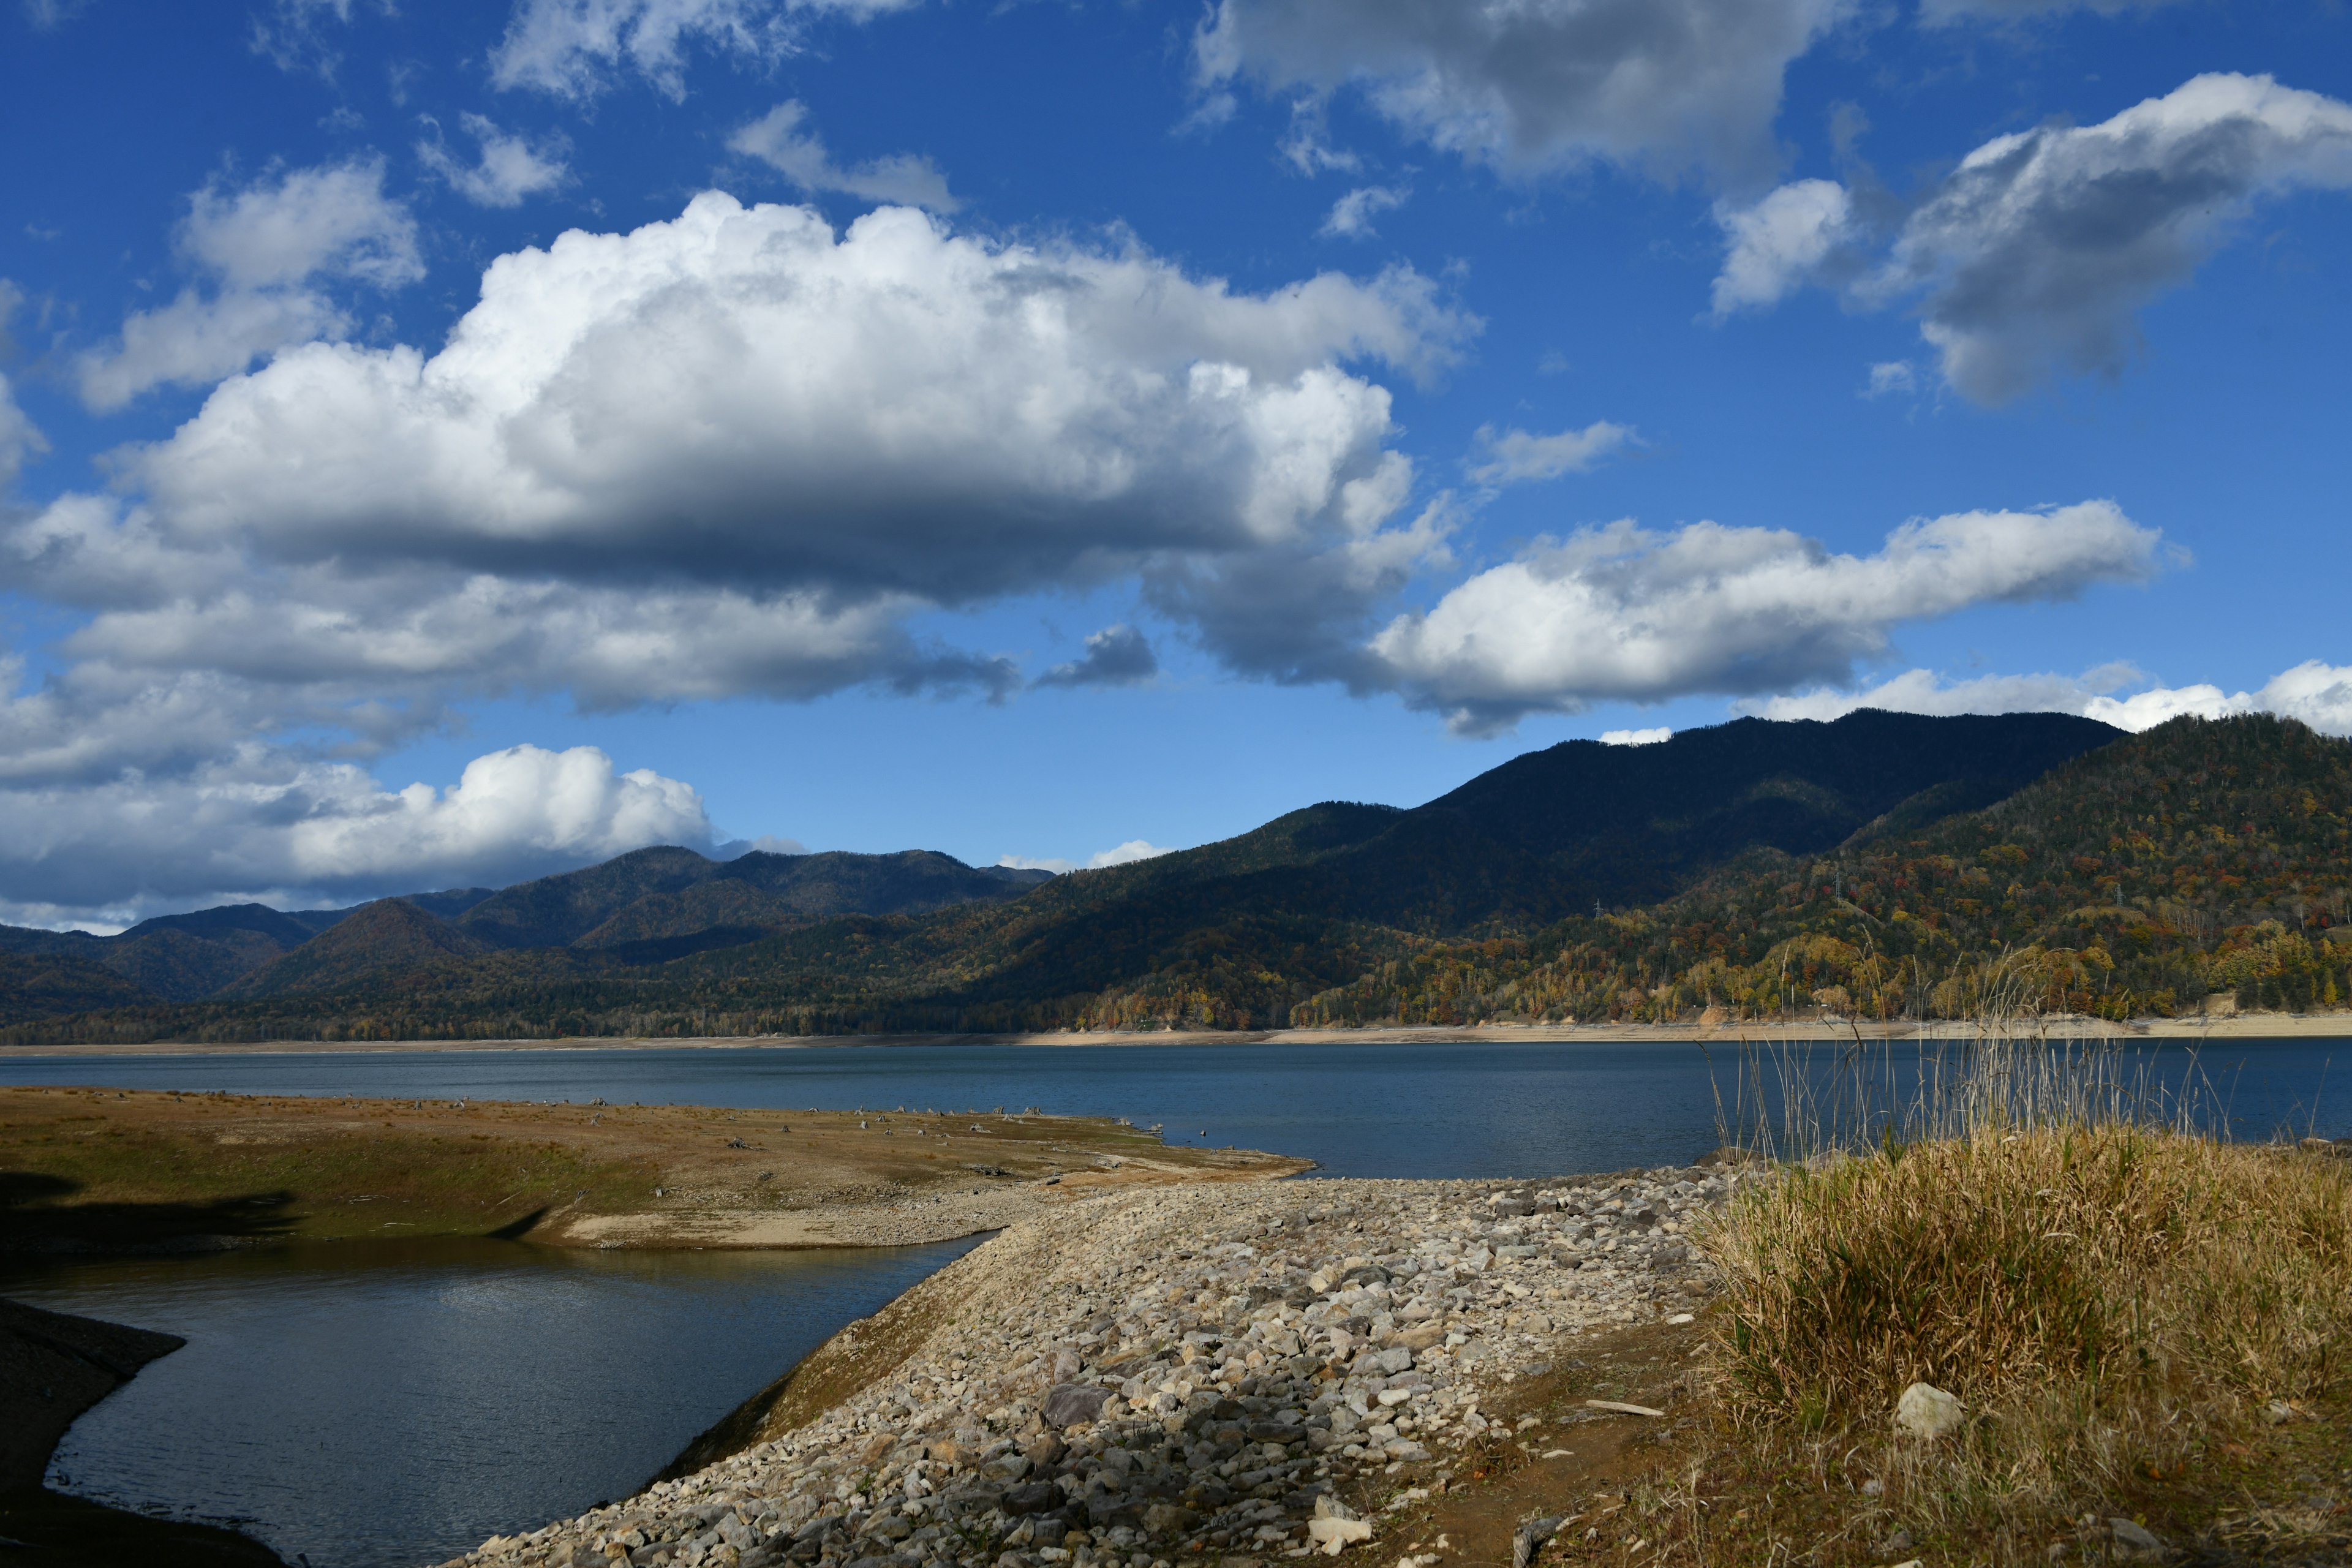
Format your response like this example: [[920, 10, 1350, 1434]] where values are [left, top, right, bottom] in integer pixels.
[[2, 1034, 2343, 1567], [1, 1236, 982, 1568]]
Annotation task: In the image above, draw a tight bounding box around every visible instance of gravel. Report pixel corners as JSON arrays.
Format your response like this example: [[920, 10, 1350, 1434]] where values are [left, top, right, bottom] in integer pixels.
[[442, 1163, 1750, 1568]]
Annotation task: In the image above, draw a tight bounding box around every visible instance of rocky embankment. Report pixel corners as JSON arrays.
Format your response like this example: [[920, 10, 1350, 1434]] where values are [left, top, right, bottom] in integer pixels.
[[449, 1161, 1747, 1568]]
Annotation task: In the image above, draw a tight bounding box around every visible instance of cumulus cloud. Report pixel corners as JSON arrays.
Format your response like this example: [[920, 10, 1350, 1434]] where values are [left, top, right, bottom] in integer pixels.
[[0, 742, 715, 928], [1366, 500, 2163, 734], [417, 114, 570, 207], [491, 0, 913, 102], [1322, 185, 1408, 238], [727, 102, 959, 211], [0, 194, 1463, 881], [1034, 624, 1159, 690], [1745, 660, 2352, 737], [1465, 419, 1635, 486], [1708, 176, 1853, 315], [1876, 74, 2352, 403], [76, 159, 421, 411], [1600, 726, 1671, 745], [1194, 0, 1853, 186], [1722, 75, 2352, 403], [997, 839, 1177, 876]]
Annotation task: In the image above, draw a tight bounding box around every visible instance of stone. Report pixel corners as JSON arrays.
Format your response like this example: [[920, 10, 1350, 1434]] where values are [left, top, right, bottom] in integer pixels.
[[1893, 1382, 1965, 1441], [1004, 1484, 1062, 1517], [2108, 1518, 2165, 1559], [1042, 1384, 1110, 1429], [1306, 1497, 1373, 1556]]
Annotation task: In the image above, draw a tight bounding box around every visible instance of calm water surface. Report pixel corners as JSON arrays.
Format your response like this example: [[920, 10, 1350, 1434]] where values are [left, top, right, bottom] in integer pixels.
[[2, 1236, 981, 1568], [1, 1036, 2343, 1568], [2, 1035, 2345, 1177]]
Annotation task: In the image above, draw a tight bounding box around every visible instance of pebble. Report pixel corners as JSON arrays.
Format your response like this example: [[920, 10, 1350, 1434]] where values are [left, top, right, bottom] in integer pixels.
[[443, 1164, 1747, 1568]]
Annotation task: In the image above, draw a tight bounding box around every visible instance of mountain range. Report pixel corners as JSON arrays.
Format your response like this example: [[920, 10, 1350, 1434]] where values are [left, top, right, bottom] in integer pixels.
[[6, 709, 2348, 1042]]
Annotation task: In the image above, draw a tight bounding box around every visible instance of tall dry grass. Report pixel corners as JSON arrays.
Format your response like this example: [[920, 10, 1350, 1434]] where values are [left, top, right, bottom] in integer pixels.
[[1693, 987, 2352, 1550]]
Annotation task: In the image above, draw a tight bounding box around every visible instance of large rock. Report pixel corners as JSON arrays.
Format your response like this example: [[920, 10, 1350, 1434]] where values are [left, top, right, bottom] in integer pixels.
[[1893, 1382, 1965, 1440], [1042, 1382, 1110, 1428]]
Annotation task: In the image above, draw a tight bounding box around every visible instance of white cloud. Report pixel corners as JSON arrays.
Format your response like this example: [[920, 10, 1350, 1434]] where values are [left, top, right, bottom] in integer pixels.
[[1600, 726, 1671, 745], [0, 287, 45, 481], [0, 192, 1466, 885], [727, 102, 959, 211], [1034, 624, 1159, 690], [107, 196, 1456, 609], [247, 0, 387, 76], [418, 115, 571, 207], [997, 839, 1177, 876], [1195, 0, 1853, 186], [1322, 184, 1408, 239], [178, 159, 421, 290], [1876, 74, 2352, 404], [491, 0, 913, 102], [76, 159, 421, 411], [1724, 76, 2352, 404], [23, 0, 88, 31], [1744, 660, 2352, 738], [1366, 500, 2163, 734], [1465, 419, 1635, 486], [1708, 176, 1853, 315], [0, 742, 715, 927], [1863, 360, 1915, 399]]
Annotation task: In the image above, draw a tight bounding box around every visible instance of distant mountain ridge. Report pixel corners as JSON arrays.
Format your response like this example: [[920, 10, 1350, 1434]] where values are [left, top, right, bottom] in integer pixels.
[[0, 709, 2177, 1041], [0, 848, 1055, 1020]]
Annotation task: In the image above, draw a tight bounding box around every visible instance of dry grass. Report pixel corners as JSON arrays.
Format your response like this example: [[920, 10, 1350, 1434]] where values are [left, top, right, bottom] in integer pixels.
[[1702, 1126, 2352, 1541], [1657, 989, 2352, 1561]]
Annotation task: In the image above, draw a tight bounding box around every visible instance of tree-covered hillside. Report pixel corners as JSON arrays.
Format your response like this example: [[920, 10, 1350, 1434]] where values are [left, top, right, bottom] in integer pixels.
[[1288, 715, 2352, 1027]]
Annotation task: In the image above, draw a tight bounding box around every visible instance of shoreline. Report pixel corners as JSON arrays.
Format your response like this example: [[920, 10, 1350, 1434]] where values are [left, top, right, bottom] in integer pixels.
[[446, 1159, 1740, 1568], [6, 1011, 2350, 1059], [0, 1087, 1306, 1254]]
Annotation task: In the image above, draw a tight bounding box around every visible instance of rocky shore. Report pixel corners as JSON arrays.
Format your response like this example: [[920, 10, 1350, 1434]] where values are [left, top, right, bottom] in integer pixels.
[[447, 1161, 1747, 1568]]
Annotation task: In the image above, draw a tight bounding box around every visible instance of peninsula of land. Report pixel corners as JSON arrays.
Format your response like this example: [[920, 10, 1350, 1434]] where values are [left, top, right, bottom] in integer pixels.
[[0, 1086, 1304, 1253]]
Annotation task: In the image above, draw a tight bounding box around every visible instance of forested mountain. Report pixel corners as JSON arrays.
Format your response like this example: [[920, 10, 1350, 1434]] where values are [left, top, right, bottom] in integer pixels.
[[1289, 714, 2352, 1027], [0, 707, 2218, 1044], [0, 848, 1052, 1030]]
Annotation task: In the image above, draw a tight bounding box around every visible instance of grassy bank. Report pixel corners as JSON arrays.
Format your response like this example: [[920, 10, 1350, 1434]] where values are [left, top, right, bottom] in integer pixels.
[[0, 1086, 1300, 1253]]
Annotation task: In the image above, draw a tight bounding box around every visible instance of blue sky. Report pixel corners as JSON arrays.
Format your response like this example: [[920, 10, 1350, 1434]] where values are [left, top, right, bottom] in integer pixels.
[[1, 0, 2348, 927]]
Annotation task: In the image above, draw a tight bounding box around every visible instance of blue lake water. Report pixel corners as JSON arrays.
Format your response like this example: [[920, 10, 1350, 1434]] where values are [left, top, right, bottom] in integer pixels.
[[1, 1035, 2344, 1178], [2, 1035, 2343, 1568], [2, 1237, 981, 1568]]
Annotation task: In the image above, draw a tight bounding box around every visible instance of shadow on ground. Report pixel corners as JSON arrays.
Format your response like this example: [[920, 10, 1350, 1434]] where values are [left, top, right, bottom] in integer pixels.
[[1, 1170, 298, 1253]]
